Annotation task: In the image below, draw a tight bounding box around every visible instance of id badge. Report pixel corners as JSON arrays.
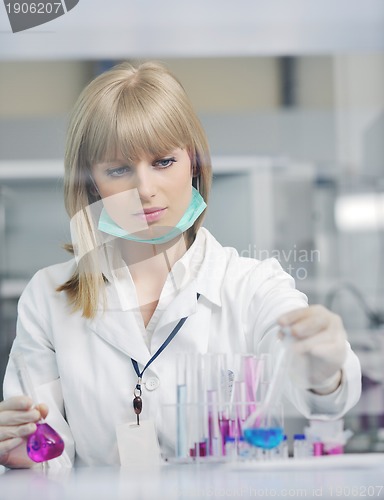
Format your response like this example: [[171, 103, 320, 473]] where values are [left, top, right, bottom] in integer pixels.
[[116, 419, 161, 467]]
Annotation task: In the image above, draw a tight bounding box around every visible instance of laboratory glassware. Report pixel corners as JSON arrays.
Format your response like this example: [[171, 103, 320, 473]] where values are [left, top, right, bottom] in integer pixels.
[[243, 327, 294, 449], [13, 353, 65, 463]]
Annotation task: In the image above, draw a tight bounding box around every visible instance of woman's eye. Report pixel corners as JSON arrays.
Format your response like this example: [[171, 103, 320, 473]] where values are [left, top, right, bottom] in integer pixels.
[[107, 166, 130, 177], [155, 157, 176, 168]]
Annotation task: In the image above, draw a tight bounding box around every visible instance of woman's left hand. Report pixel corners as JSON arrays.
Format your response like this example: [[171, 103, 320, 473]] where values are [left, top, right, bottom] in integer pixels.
[[278, 305, 347, 395]]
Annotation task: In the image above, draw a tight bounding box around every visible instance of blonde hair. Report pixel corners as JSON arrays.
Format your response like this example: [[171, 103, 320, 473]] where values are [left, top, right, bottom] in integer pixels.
[[58, 61, 212, 318]]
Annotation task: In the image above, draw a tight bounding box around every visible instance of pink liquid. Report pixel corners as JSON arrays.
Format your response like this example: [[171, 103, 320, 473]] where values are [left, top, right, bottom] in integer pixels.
[[27, 422, 65, 462]]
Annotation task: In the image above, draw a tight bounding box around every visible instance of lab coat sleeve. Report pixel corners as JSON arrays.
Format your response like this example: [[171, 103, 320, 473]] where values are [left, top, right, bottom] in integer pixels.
[[245, 258, 362, 419], [2, 270, 75, 469]]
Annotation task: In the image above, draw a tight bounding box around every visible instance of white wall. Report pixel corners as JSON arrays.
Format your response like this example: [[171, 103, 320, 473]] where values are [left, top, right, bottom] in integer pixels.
[[1, 0, 384, 59], [0, 61, 93, 117], [334, 54, 384, 175]]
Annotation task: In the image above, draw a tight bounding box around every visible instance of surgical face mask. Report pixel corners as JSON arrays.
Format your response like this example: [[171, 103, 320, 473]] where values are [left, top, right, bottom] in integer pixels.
[[98, 186, 207, 245]]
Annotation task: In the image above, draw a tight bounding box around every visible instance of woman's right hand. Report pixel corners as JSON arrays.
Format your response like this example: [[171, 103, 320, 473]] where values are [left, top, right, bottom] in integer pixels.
[[0, 396, 48, 468]]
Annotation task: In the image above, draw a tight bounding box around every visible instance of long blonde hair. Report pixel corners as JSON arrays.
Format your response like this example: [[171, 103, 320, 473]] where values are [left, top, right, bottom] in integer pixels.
[[58, 61, 212, 318]]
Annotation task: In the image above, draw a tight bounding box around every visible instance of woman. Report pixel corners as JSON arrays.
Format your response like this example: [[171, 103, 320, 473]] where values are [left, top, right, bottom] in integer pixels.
[[0, 62, 361, 468]]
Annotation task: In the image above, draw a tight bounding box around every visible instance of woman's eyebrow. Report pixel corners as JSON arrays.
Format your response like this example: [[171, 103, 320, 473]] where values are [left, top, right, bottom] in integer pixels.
[[94, 149, 181, 168], [94, 159, 126, 168]]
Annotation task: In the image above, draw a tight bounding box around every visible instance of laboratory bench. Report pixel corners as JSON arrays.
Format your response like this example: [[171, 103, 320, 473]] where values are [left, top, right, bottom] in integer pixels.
[[1, 454, 384, 499]]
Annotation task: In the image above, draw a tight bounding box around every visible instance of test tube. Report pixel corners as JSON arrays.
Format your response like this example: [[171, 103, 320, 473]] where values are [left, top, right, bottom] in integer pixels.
[[196, 354, 209, 458], [219, 365, 233, 455], [176, 353, 188, 458], [242, 354, 263, 416], [258, 353, 271, 402], [205, 353, 227, 457]]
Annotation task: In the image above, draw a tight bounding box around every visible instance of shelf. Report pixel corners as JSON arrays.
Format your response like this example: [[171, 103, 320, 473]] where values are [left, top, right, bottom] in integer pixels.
[[0, 160, 64, 181], [1, 157, 267, 180], [212, 156, 274, 174], [0, 157, 315, 181], [0, 279, 28, 299]]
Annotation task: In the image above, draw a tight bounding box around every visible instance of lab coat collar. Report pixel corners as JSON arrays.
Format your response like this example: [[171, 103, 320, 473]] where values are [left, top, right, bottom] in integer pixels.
[[193, 227, 225, 308], [87, 228, 226, 365], [87, 280, 203, 368], [150, 227, 226, 309], [99, 227, 225, 310], [152, 279, 200, 334], [150, 281, 212, 357], [88, 286, 151, 367]]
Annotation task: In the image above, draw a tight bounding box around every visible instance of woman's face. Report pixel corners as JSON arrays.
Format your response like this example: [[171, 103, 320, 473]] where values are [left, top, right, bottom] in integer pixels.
[[91, 148, 193, 239]]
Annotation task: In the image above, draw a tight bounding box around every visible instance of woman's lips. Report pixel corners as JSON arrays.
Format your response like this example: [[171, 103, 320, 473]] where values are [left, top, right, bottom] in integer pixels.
[[135, 207, 167, 223]]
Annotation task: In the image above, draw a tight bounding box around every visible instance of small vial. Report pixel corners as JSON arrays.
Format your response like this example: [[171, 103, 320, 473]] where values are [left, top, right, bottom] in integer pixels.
[[325, 444, 343, 455], [255, 447, 270, 461], [313, 441, 324, 456], [237, 437, 253, 459], [224, 437, 237, 459], [270, 434, 288, 460], [373, 428, 384, 452], [281, 435, 288, 459], [293, 433, 308, 458]]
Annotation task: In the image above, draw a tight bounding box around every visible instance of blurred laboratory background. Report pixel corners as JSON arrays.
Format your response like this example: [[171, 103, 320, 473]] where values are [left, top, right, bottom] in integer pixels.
[[0, 0, 384, 452]]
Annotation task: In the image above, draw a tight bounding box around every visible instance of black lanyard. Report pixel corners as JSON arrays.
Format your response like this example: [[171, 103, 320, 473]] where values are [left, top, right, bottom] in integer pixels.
[[131, 293, 200, 424]]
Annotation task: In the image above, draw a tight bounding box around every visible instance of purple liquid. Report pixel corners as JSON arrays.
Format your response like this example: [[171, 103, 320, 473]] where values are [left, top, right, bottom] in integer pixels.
[[243, 427, 284, 449], [27, 422, 65, 462]]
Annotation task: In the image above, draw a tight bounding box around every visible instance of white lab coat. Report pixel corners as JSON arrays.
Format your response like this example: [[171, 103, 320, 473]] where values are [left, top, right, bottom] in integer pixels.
[[3, 228, 361, 467]]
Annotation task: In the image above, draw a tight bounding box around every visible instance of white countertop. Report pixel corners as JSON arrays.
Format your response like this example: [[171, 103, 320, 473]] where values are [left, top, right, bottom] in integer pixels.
[[1, 454, 384, 500]]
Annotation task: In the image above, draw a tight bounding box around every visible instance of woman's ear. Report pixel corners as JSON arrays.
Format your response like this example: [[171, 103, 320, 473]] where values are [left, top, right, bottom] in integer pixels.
[[191, 157, 200, 178], [87, 175, 101, 199], [89, 184, 99, 198], [192, 158, 201, 190]]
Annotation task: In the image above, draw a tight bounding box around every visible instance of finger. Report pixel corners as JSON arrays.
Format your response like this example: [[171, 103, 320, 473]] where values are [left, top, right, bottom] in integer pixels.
[[35, 403, 49, 420], [0, 422, 36, 441], [293, 329, 343, 356], [0, 437, 24, 457], [0, 396, 33, 412], [278, 305, 330, 327], [278, 305, 334, 338], [278, 307, 313, 326], [288, 314, 330, 339], [0, 408, 41, 426]]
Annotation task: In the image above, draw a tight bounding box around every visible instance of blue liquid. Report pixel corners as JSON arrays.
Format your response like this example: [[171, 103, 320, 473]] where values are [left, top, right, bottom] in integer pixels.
[[243, 427, 284, 449]]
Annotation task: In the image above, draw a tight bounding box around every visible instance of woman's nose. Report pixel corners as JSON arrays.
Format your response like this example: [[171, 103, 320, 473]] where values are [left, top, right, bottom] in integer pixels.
[[134, 166, 156, 201]]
